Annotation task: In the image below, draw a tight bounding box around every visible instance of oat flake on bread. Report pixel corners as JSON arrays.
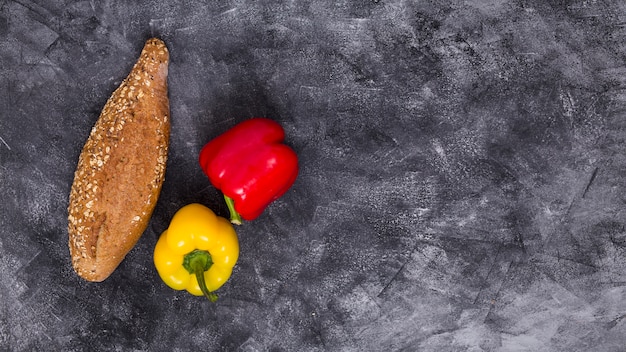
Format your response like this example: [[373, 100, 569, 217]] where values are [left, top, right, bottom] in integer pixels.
[[68, 38, 170, 282]]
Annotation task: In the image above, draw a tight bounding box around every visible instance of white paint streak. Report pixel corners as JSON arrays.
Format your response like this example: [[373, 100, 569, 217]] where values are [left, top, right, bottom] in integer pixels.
[[220, 8, 238, 16], [559, 89, 576, 119], [0, 136, 10, 150], [433, 139, 445, 158]]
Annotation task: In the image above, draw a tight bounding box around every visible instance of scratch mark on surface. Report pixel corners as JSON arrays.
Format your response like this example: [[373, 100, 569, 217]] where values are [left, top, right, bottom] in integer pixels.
[[0, 136, 10, 150], [565, 167, 601, 217], [581, 167, 599, 199], [38, 322, 52, 340], [473, 245, 503, 305], [606, 314, 626, 329], [10, 0, 59, 37], [600, 281, 626, 287], [564, 192, 577, 219], [377, 261, 407, 298], [541, 251, 598, 270], [49, 308, 62, 322], [359, 283, 383, 311], [483, 260, 515, 323]]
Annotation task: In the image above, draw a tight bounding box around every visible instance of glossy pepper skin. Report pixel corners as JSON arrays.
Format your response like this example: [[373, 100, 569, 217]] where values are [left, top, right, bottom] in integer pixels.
[[198, 118, 298, 224], [154, 203, 239, 301]]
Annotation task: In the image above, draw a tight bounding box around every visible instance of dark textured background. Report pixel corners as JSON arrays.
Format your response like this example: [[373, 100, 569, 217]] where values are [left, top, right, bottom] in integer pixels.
[[1, 0, 626, 351]]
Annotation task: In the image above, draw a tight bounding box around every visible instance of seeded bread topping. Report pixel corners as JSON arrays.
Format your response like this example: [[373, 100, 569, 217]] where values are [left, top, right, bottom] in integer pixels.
[[68, 38, 170, 282]]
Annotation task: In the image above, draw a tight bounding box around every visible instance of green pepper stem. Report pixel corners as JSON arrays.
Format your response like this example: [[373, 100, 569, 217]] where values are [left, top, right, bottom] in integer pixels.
[[193, 262, 218, 302], [183, 249, 218, 302], [224, 194, 243, 225]]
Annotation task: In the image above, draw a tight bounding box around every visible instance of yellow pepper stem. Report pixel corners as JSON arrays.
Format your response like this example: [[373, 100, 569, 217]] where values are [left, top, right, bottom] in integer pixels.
[[224, 195, 243, 225], [183, 249, 218, 302]]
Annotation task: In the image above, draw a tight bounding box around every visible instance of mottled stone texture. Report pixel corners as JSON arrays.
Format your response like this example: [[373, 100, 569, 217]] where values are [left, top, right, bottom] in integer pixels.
[[1, 0, 626, 351]]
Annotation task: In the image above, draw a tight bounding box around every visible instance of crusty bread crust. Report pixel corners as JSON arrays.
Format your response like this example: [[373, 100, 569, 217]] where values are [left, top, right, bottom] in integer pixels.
[[68, 38, 170, 282]]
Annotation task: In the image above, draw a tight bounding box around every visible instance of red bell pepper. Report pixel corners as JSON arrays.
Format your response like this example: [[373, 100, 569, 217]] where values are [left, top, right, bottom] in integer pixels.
[[198, 118, 298, 224]]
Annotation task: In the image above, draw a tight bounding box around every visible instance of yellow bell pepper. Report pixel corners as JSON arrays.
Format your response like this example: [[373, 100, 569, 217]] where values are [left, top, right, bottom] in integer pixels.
[[154, 203, 239, 302]]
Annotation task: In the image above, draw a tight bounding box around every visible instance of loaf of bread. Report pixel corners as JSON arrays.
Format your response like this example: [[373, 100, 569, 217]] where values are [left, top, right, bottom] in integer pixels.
[[68, 38, 170, 282]]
